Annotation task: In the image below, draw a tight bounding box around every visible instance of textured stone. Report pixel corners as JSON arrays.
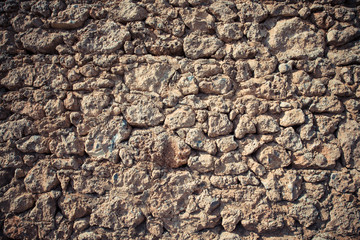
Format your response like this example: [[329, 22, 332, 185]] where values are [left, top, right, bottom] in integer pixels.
[[165, 107, 196, 130], [280, 109, 306, 127], [256, 115, 280, 134], [186, 128, 217, 155], [21, 28, 62, 53], [75, 20, 131, 53], [256, 143, 291, 170], [85, 116, 131, 160], [111, 2, 147, 22], [180, 8, 215, 33], [337, 120, 360, 170], [267, 18, 324, 61], [184, 33, 224, 59], [125, 101, 164, 128], [234, 114, 256, 139], [208, 113, 233, 138], [214, 152, 248, 175], [51, 5, 89, 29], [24, 160, 59, 193]]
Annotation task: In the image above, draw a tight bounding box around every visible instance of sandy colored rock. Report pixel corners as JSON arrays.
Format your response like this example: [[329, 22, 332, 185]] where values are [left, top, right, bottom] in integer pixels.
[[51, 5, 89, 29], [280, 109, 306, 127], [184, 32, 224, 59], [256, 143, 291, 170]]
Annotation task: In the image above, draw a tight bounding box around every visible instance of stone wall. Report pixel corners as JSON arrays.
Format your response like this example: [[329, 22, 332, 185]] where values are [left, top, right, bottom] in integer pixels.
[[1, 0, 360, 239]]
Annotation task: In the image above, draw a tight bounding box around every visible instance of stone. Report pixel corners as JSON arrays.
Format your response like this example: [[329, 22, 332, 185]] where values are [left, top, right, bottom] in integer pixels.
[[177, 74, 199, 95], [267, 17, 324, 61], [10, 193, 35, 213], [111, 2, 147, 22], [15, 135, 50, 153], [337, 119, 360, 170], [124, 63, 175, 94], [280, 109, 305, 127], [4, 215, 38, 240], [1, 65, 34, 90], [188, 153, 215, 173], [90, 197, 144, 230], [75, 20, 131, 53], [309, 96, 344, 113], [246, 156, 266, 177], [221, 205, 241, 232], [328, 42, 360, 66], [49, 129, 84, 158], [327, 26, 360, 47], [29, 191, 60, 223], [80, 91, 111, 117], [164, 107, 196, 130], [215, 135, 238, 153], [51, 5, 89, 29], [214, 152, 248, 175], [256, 143, 291, 170], [199, 75, 232, 95], [216, 23, 243, 43], [275, 127, 303, 152], [21, 28, 63, 54], [256, 115, 280, 134], [185, 128, 217, 155], [314, 114, 342, 135], [328, 79, 353, 97], [125, 101, 164, 128], [289, 202, 318, 228], [208, 113, 233, 138], [58, 194, 94, 221], [329, 171, 359, 193], [0, 119, 34, 143], [184, 32, 224, 59], [179, 8, 215, 33], [237, 2, 268, 23], [85, 116, 131, 160], [234, 114, 256, 139], [113, 167, 150, 194], [268, 3, 299, 17], [24, 160, 59, 193], [209, 2, 237, 22], [232, 42, 257, 60]]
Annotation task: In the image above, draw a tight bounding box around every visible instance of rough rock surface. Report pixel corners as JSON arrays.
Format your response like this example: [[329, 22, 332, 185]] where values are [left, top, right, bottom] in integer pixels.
[[0, 1, 359, 239]]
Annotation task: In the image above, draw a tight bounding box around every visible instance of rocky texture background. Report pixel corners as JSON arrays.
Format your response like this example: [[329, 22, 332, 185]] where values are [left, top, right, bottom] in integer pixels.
[[0, 0, 360, 239]]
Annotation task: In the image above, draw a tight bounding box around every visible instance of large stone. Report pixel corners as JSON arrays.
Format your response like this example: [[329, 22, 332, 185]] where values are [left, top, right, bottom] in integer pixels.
[[337, 119, 360, 170], [209, 2, 237, 22], [125, 101, 164, 128], [309, 96, 344, 113], [49, 129, 84, 157], [267, 17, 325, 61], [165, 107, 196, 130], [279, 109, 306, 127], [199, 75, 232, 95], [24, 160, 59, 193], [275, 127, 303, 152], [208, 113, 233, 138], [179, 8, 215, 33], [0, 119, 34, 143], [188, 153, 215, 173], [256, 143, 291, 170], [80, 91, 111, 117], [85, 116, 132, 160], [20, 28, 63, 54], [75, 20, 131, 53], [184, 32, 224, 59], [111, 2, 147, 22], [236, 2, 268, 23], [185, 128, 217, 155], [256, 115, 280, 134], [51, 5, 89, 29], [234, 114, 256, 139], [124, 63, 175, 94], [15, 135, 50, 153], [214, 152, 248, 175], [59, 194, 94, 221], [327, 26, 360, 47]]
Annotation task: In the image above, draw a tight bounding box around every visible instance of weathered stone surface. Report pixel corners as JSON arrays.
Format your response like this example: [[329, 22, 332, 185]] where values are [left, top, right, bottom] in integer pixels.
[[75, 20, 131, 53], [280, 109, 306, 127], [180, 8, 215, 33], [0, 119, 34, 143], [24, 160, 59, 193], [184, 33, 224, 59], [327, 26, 360, 47], [208, 113, 233, 138], [188, 153, 215, 173], [15, 135, 50, 153], [49, 129, 84, 157], [209, 2, 237, 22], [199, 75, 232, 95], [21, 28, 63, 53], [186, 128, 217, 155], [309, 96, 344, 113], [59, 194, 94, 221], [80, 91, 111, 117], [216, 135, 237, 153], [51, 5, 89, 29], [124, 63, 175, 94], [237, 2, 268, 23], [85, 116, 131, 160], [111, 2, 147, 22], [267, 18, 324, 61], [234, 114, 256, 139], [256, 143, 291, 170], [275, 127, 303, 151], [256, 115, 280, 134], [337, 119, 360, 170], [214, 152, 248, 175], [165, 107, 196, 130], [125, 101, 164, 127]]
